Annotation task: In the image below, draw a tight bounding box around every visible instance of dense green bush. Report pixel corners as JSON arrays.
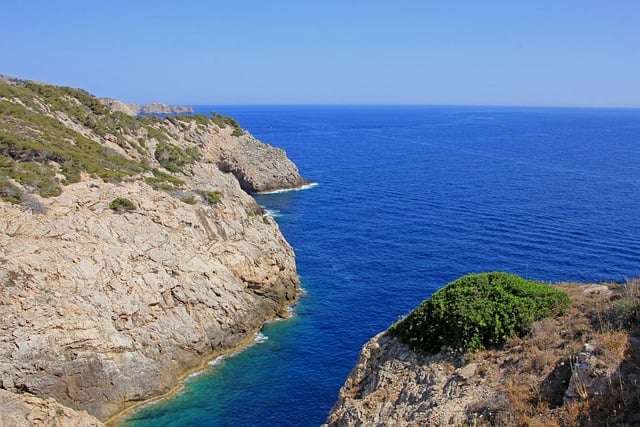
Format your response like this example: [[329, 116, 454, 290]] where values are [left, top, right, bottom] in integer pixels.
[[109, 197, 136, 212], [201, 190, 222, 205], [0, 177, 23, 204], [210, 111, 243, 136], [154, 142, 200, 172], [211, 113, 240, 129], [390, 272, 571, 354], [145, 169, 185, 191], [11, 161, 61, 197]]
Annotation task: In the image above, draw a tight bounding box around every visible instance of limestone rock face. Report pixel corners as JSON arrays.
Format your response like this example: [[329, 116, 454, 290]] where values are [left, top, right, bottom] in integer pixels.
[[0, 79, 305, 421], [215, 133, 309, 193], [323, 333, 492, 427], [0, 175, 298, 420], [0, 389, 103, 427]]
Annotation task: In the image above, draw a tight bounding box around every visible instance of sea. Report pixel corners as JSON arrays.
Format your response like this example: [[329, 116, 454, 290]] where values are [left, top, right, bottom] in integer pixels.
[[122, 105, 640, 426]]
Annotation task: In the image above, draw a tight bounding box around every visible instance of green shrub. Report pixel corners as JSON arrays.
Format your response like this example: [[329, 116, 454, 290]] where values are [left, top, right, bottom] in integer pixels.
[[0, 100, 143, 185], [0, 178, 23, 204], [184, 146, 201, 161], [11, 161, 61, 197], [154, 142, 199, 172], [141, 122, 169, 142], [192, 114, 210, 126], [231, 128, 244, 137], [200, 190, 222, 205], [181, 194, 197, 204], [211, 112, 241, 129], [145, 169, 185, 191], [390, 272, 571, 354], [109, 197, 136, 212]]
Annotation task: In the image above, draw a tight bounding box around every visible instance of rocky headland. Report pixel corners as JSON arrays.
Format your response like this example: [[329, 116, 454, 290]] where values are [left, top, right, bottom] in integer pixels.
[[324, 278, 640, 426], [0, 77, 308, 424]]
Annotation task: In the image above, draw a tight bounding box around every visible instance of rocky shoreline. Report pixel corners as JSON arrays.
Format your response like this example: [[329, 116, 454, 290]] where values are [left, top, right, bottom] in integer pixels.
[[0, 77, 308, 424], [105, 330, 264, 426]]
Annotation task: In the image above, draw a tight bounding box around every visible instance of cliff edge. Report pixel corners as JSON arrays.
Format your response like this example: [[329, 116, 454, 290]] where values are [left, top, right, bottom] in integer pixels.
[[325, 279, 640, 426], [0, 77, 307, 422]]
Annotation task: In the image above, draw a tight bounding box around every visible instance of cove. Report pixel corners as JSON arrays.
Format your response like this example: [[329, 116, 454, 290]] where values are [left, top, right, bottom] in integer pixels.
[[123, 105, 640, 426]]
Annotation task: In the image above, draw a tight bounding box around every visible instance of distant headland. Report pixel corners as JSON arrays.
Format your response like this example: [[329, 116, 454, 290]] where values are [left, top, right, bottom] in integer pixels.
[[100, 98, 194, 116]]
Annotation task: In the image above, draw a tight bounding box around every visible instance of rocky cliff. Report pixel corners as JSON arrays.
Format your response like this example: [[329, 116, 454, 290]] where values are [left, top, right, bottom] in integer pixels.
[[0, 77, 307, 422], [324, 282, 640, 426], [0, 389, 103, 427]]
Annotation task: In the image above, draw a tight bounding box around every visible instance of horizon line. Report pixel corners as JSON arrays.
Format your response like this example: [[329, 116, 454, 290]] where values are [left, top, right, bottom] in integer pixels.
[[185, 103, 640, 111]]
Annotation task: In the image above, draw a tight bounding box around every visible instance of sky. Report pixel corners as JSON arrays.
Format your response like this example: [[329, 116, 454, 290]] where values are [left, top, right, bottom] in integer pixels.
[[2, 1, 639, 107]]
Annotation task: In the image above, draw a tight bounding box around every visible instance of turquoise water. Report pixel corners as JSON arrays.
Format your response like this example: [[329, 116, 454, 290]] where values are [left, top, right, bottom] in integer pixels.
[[124, 106, 640, 426]]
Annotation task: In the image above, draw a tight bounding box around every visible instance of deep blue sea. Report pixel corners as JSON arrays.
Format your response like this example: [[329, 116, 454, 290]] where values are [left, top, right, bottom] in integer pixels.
[[123, 106, 640, 426]]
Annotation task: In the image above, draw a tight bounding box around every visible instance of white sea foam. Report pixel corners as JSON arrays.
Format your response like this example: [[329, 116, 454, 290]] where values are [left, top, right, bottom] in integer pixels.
[[286, 304, 296, 316], [262, 208, 282, 218], [258, 182, 318, 195], [254, 331, 269, 344], [187, 370, 204, 380], [208, 355, 226, 367]]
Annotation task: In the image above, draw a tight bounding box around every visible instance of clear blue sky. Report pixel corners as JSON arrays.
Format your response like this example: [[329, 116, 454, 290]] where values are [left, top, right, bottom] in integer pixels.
[[2, 1, 639, 107]]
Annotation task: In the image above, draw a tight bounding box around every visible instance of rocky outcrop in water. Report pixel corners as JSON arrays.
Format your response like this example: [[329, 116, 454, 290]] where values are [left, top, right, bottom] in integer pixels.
[[215, 134, 310, 193], [0, 78, 306, 422]]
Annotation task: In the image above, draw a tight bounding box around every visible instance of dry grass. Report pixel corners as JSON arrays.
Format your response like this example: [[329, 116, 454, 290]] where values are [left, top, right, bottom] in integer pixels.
[[464, 279, 640, 426]]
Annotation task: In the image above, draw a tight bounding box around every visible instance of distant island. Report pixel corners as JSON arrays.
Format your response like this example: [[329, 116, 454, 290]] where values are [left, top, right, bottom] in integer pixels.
[[100, 97, 194, 116]]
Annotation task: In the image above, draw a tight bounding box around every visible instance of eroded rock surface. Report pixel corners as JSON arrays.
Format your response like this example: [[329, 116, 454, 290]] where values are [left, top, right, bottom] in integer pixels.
[[0, 389, 103, 427], [0, 177, 298, 420], [0, 78, 306, 421], [215, 133, 309, 193], [324, 333, 492, 426], [325, 284, 636, 426]]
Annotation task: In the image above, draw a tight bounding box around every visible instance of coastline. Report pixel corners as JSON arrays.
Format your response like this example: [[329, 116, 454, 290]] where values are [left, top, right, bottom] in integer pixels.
[[256, 182, 318, 195], [105, 300, 300, 426]]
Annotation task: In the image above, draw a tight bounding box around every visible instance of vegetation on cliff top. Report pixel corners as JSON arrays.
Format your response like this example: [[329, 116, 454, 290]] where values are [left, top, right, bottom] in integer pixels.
[[0, 78, 242, 203], [390, 272, 571, 353]]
